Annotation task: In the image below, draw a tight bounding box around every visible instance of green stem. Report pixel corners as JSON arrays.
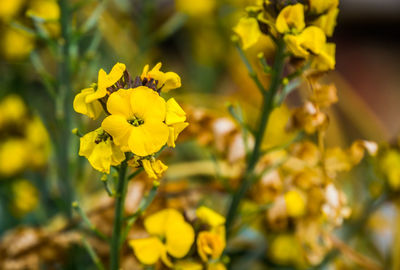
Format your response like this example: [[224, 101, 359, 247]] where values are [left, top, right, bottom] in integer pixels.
[[57, 0, 74, 217], [110, 160, 128, 270], [120, 181, 159, 246], [225, 39, 286, 237], [82, 236, 106, 270]]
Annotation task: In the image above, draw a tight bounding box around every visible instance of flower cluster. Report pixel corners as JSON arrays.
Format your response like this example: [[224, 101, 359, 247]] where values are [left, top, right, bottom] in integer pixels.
[[129, 206, 226, 269], [0, 95, 49, 177], [73, 62, 188, 179], [233, 0, 338, 71], [0, 0, 59, 60]]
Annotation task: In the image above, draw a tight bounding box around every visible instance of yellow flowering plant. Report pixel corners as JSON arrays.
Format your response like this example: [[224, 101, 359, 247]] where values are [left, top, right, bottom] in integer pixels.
[[1, 0, 399, 269], [72, 62, 188, 269]]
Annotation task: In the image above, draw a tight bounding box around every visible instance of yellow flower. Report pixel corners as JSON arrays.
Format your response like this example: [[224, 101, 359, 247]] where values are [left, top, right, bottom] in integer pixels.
[[73, 63, 126, 119], [380, 149, 400, 190], [27, 0, 60, 36], [166, 98, 189, 148], [0, 139, 28, 176], [309, 0, 339, 14], [142, 158, 168, 179], [233, 17, 262, 50], [101, 87, 169, 156], [196, 206, 226, 228], [73, 88, 103, 119], [0, 95, 27, 127], [311, 42, 336, 71], [79, 128, 125, 174], [27, 0, 59, 21], [197, 231, 225, 262], [11, 179, 39, 217], [141, 63, 181, 92], [2, 28, 34, 60], [284, 26, 326, 58], [26, 116, 50, 168], [0, 0, 24, 21], [269, 234, 302, 265], [312, 8, 339, 37], [175, 0, 215, 17], [284, 190, 306, 217], [276, 4, 305, 34], [129, 209, 195, 267]]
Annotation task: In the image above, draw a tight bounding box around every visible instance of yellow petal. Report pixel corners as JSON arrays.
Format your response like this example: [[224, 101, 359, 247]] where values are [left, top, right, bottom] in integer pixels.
[[196, 206, 225, 227], [276, 3, 305, 34], [152, 159, 168, 178], [101, 115, 132, 148], [97, 62, 126, 91], [309, 0, 338, 14], [166, 98, 186, 125], [160, 71, 181, 92], [144, 208, 185, 236], [78, 130, 97, 158], [110, 143, 126, 166], [285, 26, 326, 58], [312, 8, 339, 37], [128, 121, 169, 157], [233, 17, 261, 50], [73, 88, 103, 119], [284, 34, 309, 58], [142, 159, 157, 179], [106, 89, 133, 117], [79, 128, 117, 174], [197, 231, 225, 262], [298, 26, 326, 55], [311, 43, 336, 71], [130, 86, 166, 122], [129, 237, 165, 265], [167, 122, 189, 148], [143, 63, 182, 92], [140, 64, 150, 80], [165, 218, 195, 258]]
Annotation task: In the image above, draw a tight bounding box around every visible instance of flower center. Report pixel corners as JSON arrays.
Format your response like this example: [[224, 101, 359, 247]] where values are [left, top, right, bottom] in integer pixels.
[[128, 116, 144, 127], [95, 131, 110, 144]]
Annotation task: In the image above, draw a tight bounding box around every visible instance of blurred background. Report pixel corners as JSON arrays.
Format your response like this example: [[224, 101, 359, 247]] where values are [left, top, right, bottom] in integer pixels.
[[0, 0, 399, 269]]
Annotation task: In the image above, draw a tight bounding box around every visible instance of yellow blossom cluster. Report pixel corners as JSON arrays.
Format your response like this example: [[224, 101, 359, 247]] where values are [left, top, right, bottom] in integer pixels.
[[0, 0, 59, 60], [129, 206, 226, 269], [233, 0, 338, 71], [73, 62, 188, 179], [0, 95, 49, 177]]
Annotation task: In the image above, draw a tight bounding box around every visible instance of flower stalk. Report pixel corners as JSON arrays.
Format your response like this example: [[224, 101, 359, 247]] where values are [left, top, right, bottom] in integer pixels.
[[110, 159, 128, 270], [225, 39, 286, 237]]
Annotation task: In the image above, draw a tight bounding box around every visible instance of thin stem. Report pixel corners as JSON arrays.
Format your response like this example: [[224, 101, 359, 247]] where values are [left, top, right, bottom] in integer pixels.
[[110, 160, 128, 270], [128, 168, 143, 180], [225, 39, 286, 237], [72, 201, 108, 241], [82, 236, 106, 270], [57, 0, 74, 217], [120, 181, 159, 246], [234, 42, 266, 93]]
